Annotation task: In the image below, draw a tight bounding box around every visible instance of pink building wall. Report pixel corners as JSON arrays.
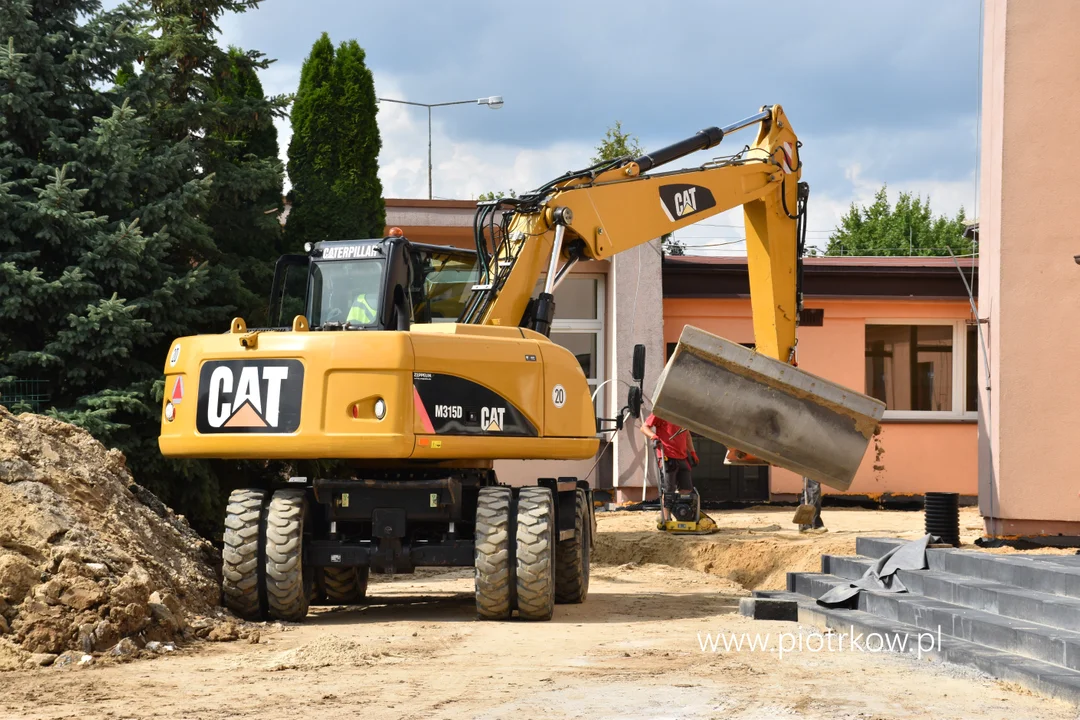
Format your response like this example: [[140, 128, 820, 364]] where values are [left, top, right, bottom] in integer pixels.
[[978, 0, 1080, 537], [663, 297, 978, 499]]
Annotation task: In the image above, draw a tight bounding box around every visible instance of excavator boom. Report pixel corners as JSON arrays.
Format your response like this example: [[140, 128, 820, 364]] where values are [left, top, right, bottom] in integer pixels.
[[466, 106, 803, 361], [462, 105, 884, 490]]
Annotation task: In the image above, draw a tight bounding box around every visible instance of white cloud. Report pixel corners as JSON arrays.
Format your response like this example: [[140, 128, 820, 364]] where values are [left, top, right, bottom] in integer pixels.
[[672, 148, 976, 256], [261, 67, 976, 260], [267, 70, 596, 198], [374, 77, 591, 200]]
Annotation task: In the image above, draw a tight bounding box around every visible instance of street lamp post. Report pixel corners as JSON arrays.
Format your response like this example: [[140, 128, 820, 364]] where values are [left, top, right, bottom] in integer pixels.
[[377, 95, 504, 200]]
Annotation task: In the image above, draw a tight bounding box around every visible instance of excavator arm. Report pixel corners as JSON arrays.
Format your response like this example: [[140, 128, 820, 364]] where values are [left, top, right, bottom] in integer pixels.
[[462, 104, 806, 363], [461, 105, 885, 492]]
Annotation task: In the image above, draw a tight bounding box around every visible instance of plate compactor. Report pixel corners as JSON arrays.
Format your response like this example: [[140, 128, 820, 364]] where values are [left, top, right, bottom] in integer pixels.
[[649, 438, 719, 536]]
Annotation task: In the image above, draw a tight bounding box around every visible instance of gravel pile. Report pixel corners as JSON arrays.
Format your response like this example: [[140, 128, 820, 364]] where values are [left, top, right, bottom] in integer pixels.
[[0, 406, 233, 668]]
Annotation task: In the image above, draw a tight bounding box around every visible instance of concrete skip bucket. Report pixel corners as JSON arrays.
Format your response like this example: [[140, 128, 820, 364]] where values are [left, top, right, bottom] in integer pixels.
[[651, 326, 886, 491]]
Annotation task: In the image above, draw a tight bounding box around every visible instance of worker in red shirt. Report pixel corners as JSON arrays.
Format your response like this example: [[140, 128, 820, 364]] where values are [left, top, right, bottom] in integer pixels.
[[640, 413, 699, 520]]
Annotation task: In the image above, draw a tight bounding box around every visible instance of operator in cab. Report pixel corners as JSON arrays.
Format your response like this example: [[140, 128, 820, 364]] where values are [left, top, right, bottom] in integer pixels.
[[344, 262, 382, 326], [640, 413, 699, 520]]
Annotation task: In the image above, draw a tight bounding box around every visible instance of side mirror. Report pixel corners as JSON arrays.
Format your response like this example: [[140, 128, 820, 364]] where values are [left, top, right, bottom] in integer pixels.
[[632, 344, 646, 383]]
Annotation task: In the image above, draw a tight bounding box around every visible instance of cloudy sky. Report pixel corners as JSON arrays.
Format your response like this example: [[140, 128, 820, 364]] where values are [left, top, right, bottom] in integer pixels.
[[214, 0, 982, 253]]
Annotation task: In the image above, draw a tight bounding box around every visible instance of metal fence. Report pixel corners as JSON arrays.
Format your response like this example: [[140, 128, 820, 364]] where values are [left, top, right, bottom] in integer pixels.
[[0, 379, 51, 412]]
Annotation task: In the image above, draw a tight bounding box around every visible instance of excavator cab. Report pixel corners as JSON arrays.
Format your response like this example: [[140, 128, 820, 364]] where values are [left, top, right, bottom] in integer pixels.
[[267, 234, 480, 331]]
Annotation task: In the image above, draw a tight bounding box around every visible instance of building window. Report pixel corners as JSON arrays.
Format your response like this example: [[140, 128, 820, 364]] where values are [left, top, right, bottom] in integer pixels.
[[865, 321, 978, 419], [536, 275, 605, 414]]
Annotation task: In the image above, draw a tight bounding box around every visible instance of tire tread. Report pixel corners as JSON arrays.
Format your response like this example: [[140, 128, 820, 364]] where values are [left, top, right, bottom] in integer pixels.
[[264, 489, 309, 621], [222, 488, 266, 620], [475, 486, 512, 620], [516, 486, 555, 621], [555, 489, 590, 604]]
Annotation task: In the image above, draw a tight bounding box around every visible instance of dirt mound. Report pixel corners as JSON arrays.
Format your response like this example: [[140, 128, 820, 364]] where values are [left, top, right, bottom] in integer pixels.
[[593, 513, 861, 591], [0, 407, 221, 667]]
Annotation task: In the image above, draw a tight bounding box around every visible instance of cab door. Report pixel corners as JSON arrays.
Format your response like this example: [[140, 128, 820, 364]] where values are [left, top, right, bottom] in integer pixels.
[[268, 254, 309, 328]]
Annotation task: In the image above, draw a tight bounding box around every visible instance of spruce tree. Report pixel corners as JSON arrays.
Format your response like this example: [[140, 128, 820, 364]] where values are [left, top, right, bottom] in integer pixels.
[[144, 1, 288, 323], [287, 33, 385, 243], [205, 46, 286, 326], [0, 0, 289, 535], [0, 0, 228, 530]]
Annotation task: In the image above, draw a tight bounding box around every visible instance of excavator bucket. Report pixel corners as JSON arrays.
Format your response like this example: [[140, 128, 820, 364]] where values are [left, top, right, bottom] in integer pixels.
[[651, 326, 886, 492]]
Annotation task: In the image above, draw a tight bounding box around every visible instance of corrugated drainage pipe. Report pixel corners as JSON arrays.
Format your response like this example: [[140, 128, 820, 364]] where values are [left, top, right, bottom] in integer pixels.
[[925, 492, 960, 547]]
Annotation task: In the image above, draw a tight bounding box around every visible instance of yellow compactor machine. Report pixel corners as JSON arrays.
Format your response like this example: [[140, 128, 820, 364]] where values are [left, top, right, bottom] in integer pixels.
[[158, 105, 884, 622]]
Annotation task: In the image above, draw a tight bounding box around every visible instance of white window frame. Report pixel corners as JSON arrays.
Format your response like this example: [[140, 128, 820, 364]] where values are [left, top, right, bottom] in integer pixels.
[[547, 274, 606, 421], [864, 318, 978, 421]]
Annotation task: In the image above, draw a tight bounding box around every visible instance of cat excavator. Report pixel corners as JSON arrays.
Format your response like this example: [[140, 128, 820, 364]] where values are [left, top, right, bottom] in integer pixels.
[[158, 104, 884, 623]]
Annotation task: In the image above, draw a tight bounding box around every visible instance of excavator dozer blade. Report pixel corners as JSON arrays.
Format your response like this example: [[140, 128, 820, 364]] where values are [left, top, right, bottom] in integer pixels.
[[651, 326, 886, 492]]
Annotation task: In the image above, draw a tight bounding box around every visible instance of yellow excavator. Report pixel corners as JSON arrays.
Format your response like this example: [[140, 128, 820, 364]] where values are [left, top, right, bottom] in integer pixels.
[[158, 105, 883, 623]]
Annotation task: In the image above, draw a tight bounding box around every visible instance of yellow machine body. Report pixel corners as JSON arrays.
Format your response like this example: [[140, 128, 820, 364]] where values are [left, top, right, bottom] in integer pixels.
[[159, 322, 598, 462], [658, 516, 719, 535]]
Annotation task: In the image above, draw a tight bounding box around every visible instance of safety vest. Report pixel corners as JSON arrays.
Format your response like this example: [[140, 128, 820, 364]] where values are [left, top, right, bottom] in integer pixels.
[[347, 294, 376, 324]]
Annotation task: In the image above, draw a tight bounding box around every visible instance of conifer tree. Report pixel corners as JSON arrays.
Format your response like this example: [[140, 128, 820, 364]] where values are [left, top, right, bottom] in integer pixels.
[[287, 33, 385, 243], [144, 1, 288, 323], [0, 0, 287, 534], [206, 46, 286, 325], [0, 0, 226, 526]]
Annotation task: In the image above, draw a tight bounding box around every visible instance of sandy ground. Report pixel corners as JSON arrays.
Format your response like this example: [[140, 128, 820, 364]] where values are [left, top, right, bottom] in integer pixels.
[[2, 507, 1077, 720], [595, 505, 1073, 592]]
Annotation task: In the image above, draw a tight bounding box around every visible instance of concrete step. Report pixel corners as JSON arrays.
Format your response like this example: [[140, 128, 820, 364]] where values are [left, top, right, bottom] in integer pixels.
[[854, 537, 1080, 600], [755, 589, 1080, 704], [855, 536, 907, 559], [792, 571, 1080, 672], [821, 553, 879, 579], [823, 553, 1080, 633]]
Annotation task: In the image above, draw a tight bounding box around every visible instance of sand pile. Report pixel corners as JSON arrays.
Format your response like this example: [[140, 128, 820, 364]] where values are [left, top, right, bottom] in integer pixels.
[[593, 513, 861, 591], [0, 406, 223, 667]]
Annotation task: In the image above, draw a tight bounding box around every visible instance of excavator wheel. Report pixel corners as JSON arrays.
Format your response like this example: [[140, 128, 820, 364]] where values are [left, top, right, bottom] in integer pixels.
[[555, 489, 590, 604], [515, 486, 556, 621], [264, 489, 311, 621], [475, 486, 513, 620], [221, 488, 267, 620], [322, 566, 369, 604]]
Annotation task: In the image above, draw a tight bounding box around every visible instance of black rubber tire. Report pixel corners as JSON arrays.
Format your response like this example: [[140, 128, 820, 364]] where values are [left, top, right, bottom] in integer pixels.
[[474, 486, 512, 620], [515, 486, 555, 621], [555, 489, 590, 604], [221, 488, 267, 620], [264, 489, 310, 621], [323, 566, 369, 604]]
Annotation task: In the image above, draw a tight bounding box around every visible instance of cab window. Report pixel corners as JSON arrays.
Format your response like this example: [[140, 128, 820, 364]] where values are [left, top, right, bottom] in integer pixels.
[[308, 259, 384, 327], [411, 250, 479, 323]]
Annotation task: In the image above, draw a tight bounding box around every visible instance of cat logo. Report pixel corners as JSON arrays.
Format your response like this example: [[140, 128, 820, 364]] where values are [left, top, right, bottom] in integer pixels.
[[196, 360, 304, 434], [480, 407, 506, 432], [320, 243, 379, 260], [659, 183, 717, 222]]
